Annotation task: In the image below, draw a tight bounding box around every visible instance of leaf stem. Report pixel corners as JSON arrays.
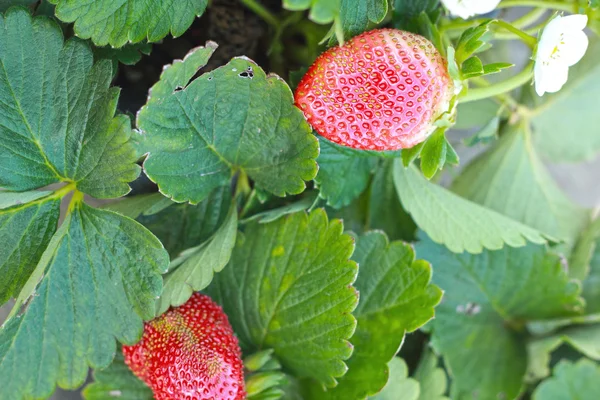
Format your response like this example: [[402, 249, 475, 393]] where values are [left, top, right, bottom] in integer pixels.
[[240, 0, 281, 28], [460, 61, 535, 103], [492, 20, 538, 48], [497, 0, 578, 13], [67, 190, 84, 213], [510, 7, 547, 28]]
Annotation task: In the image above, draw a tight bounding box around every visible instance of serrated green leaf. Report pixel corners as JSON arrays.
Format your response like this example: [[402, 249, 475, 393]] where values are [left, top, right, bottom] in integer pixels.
[[137, 186, 232, 256], [420, 129, 447, 179], [455, 21, 492, 64], [533, 359, 600, 399], [306, 232, 442, 399], [452, 123, 589, 247], [338, 0, 388, 38], [138, 44, 318, 204], [103, 192, 173, 220], [241, 191, 318, 224], [207, 210, 358, 388], [461, 56, 484, 78], [316, 139, 378, 208], [414, 350, 449, 400], [94, 41, 152, 71], [0, 9, 139, 198], [392, 0, 440, 33], [527, 323, 600, 382], [0, 203, 168, 399], [156, 204, 237, 316], [0, 191, 60, 304], [371, 358, 420, 400], [530, 39, 600, 162], [82, 351, 152, 400], [416, 237, 583, 400], [393, 161, 548, 253], [47, 0, 207, 47], [482, 62, 514, 75], [367, 160, 417, 241]]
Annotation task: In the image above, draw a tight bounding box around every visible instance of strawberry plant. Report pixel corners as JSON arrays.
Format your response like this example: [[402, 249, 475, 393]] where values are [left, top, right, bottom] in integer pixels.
[[0, 1, 599, 399]]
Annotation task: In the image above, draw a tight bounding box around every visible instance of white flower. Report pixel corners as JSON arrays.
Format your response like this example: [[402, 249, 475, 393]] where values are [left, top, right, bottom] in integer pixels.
[[441, 0, 502, 19], [534, 14, 589, 96]]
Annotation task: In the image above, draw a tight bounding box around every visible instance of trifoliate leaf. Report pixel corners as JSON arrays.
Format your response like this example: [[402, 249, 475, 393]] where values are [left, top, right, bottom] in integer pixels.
[[393, 161, 548, 253], [416, 236, 583, 400], [367, 160, 417, 241], [137, 185, 232, 256], [451, 123, 589, 247], [371, 358, 420, 400], [530, 39, 600, 162], [532, 359, 600, 400], [306, 232, 442, 399], [47, 0, 207, 47], [315, 139, 378, 209], [414, 350, 449, 400], [0, 202, 168, 399], [0, 191, 60, 305], [138, 44, 318, 204], [207, 210, 358, 388], [82, 351, 152, 400], [156, 204, 237, 316], [527, 324, 600, 382], [0, 9, 139, 198]]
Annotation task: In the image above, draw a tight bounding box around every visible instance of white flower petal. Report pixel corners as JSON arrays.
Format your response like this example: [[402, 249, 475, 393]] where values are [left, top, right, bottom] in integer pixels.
[[441, 0, 501, 19], [557, 14, 588, 32], [537, 63, 569, 95], [534, 62, 547, 96], [560, 29, 589, 66]]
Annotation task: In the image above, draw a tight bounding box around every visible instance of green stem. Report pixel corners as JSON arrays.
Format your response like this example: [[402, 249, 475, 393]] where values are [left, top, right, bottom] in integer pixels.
[[497, 0, 577, 13], [240, 0, 280, 28], [493, 19, 538, 47], [460, 62, 535, 103], [510, 7, 547, 28]]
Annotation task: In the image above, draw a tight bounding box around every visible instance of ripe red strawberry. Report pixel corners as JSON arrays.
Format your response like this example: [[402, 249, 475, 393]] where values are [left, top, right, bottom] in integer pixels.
[[295, 28, 453, 151], [123, 293, 245, 400]]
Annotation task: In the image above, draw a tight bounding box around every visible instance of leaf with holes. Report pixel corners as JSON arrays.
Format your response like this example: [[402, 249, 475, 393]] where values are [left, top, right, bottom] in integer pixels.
[[0, 203, 168, 399], [47, 0, 207, 47], [206, 210, 358, 388], [137, 43, 318, 204], [416, 236, 583, 400], [305, 232, 441, 399], [0, 9, 140, 199]]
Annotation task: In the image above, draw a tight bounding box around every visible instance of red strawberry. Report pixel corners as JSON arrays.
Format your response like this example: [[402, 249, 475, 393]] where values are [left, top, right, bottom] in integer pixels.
[[123, 293, 245, 400], [295, 28, 453, 151]]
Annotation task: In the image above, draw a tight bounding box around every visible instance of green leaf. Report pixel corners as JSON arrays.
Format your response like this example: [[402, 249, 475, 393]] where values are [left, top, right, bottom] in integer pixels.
[[371, 358, 420, 400], [530, 39, 600, 162], [0, 0, 36, 11], [0, 191, 60, 304], [461, 56, 484, 78], [82, 351, 152, 400], [420, 129, 447, 179], [451, 123, 589, 247], [414, 350, 449, 400], [570, 217, 600, 283], [528, 323, 600, 382], [482, 62, 514, 76], [462, 116, 499, 147], [367, 160, 417, 241], [0, 9, 139, 198], [137, 186, 232, 256], [156, 204, 237, 316], [138, 44, 319, 204], [94, 42, 152, 71], [240, 192, 318, 224], [454, 99, 501, 130], [103, 192, 173, 220], [207, 210, 358, 388], [455, 21, 493, 64], [0, 202, 168, 399], [47, 0, 207, 47], [306, 232, 442, 399], [338, 0, 388, 38], [583, 226, 600, 313], [416, 237, 583, 400], [532, 359, 600, 400], [401, 141, 425, 167], [393, 161, 548, 253], [282, 0, 341, 24], [315, 139, 378, 208], [392, 0, 440, 33]]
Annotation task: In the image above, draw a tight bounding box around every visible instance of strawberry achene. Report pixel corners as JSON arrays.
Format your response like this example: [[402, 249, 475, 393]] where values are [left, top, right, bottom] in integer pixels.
[[123, 293, 245, 400], [295, 28, 453, 151]]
